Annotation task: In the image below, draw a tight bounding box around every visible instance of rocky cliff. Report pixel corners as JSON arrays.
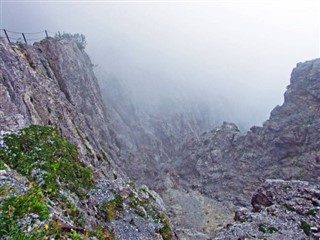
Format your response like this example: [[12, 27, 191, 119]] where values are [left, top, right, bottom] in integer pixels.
[[1, 35, 320, 240], [174, 59, 320, 208], [97, 57, 320, 239], [0, 37, 173, 239], [0, 37, 119, 179]]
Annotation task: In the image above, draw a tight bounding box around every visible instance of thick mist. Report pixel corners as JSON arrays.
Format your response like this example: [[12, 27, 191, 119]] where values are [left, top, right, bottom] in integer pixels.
[[2, 1, 319, 129]]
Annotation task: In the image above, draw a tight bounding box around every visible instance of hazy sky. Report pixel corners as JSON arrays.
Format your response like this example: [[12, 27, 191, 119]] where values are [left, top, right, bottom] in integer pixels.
[[1, 0, 319, 128]]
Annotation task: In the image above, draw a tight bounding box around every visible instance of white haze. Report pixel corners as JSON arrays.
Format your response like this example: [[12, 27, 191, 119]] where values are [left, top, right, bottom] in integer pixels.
[[1, 0, 319, 129]]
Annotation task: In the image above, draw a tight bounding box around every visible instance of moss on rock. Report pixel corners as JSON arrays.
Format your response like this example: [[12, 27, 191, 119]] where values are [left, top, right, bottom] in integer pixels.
[[159, 211, 173, 240], [0, 125, 94, 198], [101, 194, 123, 221], [0, 125, 103, 239]]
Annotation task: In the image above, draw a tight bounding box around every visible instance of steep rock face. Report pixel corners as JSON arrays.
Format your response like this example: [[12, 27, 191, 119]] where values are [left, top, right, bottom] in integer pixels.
[[0, 38, 173, 239], [0, 37, 121, 179], [96, 57, 320, 237], [175, 59, 320, 208], [213, 179, 320, 239]]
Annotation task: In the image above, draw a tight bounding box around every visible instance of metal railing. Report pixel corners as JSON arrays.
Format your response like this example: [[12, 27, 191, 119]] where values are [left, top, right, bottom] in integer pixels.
[[0, 29, 55, 44]]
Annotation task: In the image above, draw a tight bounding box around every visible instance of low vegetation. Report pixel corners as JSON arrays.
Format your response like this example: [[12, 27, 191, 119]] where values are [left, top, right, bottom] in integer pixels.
[[0, 125, 173, 239], [305, 208, 318, 217], [159, 211, 173, 240], [0, 185, 48, 238], [0, 125, 94, 199], [258, 223, 278, 234], [300, 220, 311, 235], [0, 125, 113, 239], [0, 161, 6, 170], [128, 189, 173, 239], [101, 194, 123, 221], [55, 32, 87, 50]]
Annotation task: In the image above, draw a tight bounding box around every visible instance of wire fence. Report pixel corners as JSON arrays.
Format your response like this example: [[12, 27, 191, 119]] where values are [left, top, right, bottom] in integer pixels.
[[0, 29, 56, 44]]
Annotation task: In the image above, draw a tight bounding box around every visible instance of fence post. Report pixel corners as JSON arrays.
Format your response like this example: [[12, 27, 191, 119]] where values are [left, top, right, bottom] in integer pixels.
[[3, 29, 10, 43], [45, 30, 48, 38], [22, 33, 27, 44]]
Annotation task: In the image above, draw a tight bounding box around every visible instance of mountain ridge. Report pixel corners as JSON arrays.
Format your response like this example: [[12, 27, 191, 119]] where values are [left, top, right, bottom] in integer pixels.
[[0, 37, 174, 239], [0, 35, 319, 239], [98, 56, 320, 238]]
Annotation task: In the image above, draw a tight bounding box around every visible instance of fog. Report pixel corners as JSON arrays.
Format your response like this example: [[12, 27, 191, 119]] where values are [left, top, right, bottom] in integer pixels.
[[1, 0, 319, 129]]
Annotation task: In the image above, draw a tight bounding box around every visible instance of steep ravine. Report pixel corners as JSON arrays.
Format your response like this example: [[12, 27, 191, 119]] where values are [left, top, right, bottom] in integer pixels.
[[1, 36, 319, 240], [98, 58, 320, 239]]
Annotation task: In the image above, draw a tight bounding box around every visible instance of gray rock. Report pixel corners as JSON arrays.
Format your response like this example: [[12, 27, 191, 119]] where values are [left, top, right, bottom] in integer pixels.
[[171, 59, 320, 213], [0, 38, 173, 239], [213, 180, 320, 240]]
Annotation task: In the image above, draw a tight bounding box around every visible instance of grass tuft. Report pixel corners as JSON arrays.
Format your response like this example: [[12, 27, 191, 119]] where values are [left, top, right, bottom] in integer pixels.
[[0, 125, 94, 199]]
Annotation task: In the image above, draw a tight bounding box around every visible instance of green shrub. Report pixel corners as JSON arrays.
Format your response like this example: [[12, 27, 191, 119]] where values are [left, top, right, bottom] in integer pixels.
[[0, 186, 49, 238], [1, 186, 49, 220], [0, 161, 6, 170], [300, 220, 311, 235], [159, 211, 172, 240], [258, 223, 278, 234], [55, 32, 87, 50], [306, 208, 317, 217], [0, 125, 97, 239], [101, 195, 123, 221], [91, 226, 115, 240]]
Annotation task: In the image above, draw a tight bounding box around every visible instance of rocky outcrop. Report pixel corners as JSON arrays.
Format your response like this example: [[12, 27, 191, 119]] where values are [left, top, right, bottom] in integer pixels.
[[3, 34, 320, 239], [97, 57, 320, 238], [0, 38, 173, 239], [174, 59, 320, 209], [0, 37, 122, 180], [213, 179, 320, 239]]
